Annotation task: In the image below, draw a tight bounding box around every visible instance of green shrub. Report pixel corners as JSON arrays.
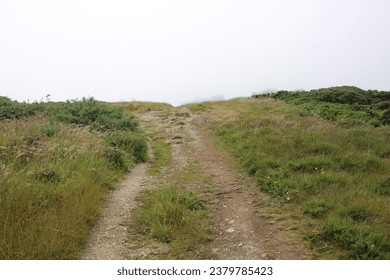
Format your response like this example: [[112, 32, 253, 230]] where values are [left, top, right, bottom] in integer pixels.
[[268, 86, 390, 126], [381, 109, 390, 125], [53, 97, 139, 131], [315, 86, 368, 105], [375, 101, 390, 110], [0, 96, 43, 119]]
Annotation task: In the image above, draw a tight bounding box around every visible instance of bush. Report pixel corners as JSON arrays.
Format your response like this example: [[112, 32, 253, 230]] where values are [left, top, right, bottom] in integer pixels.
[[0, 96, 43, 120], [268, 86, 390, 126], [381, 109, 390, 125], [375, 101, 390, 110], [315, 86, 368, 105], [53, 98, 139, 131]]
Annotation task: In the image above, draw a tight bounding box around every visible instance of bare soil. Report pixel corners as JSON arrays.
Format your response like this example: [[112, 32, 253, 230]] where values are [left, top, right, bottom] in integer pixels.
[[81, 106, 312, 260]]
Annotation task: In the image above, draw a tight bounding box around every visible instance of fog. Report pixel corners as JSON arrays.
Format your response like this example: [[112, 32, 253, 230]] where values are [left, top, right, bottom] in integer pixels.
[[1, 0, 389, 106]]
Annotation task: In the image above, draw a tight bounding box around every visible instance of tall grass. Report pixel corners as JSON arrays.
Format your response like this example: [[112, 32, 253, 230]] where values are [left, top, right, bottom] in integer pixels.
[[204, 98, 390, 259], [0, 98, 147, 259]]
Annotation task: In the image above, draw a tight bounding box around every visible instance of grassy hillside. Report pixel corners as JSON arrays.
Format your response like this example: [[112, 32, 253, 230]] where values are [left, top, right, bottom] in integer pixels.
[[190, 91, 390, 259], [0, 98, 147, 259]]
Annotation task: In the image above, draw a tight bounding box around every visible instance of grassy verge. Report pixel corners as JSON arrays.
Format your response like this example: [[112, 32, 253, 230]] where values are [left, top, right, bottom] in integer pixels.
[[0, 98, 147, 259], [195, 98, 390, 259]]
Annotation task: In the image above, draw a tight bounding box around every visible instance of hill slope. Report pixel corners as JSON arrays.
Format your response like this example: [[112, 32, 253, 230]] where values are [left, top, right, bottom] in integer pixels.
[[189, 95, 389, 259]]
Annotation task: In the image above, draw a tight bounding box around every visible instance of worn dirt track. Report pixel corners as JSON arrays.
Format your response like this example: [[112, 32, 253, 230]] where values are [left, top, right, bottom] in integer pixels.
[[81, 106, 312, 260], [81, 164, 150, 259]]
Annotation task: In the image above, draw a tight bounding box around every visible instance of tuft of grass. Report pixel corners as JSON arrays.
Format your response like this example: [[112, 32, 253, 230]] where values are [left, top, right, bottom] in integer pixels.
[[102, 128, 148, 173], [133, 186, 211, 258], [340, 204, 373, 222], [318, 218, 389, 259], [304, 198, 332, 218]]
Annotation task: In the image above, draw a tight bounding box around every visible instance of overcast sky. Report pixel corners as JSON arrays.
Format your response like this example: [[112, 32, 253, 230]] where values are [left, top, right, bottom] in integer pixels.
[[1, 0, 389, 105]]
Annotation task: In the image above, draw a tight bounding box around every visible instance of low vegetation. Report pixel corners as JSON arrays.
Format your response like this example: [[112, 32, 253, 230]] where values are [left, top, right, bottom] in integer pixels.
[[197, 90, 389, 259], [0, 97, 147, 259], [3, 87, 389, 260], [133, 185, 210, 258], [0, 96, 43, 119], [253, 86, 390, 127]]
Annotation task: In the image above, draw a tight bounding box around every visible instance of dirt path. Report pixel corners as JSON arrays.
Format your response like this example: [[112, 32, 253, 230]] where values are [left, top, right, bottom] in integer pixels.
[[82, 106, 312, 259], [81, 164, 150, 259]]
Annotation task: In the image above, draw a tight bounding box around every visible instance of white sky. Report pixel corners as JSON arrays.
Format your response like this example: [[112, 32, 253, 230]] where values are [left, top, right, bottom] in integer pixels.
[[0, 0, 389, 105]]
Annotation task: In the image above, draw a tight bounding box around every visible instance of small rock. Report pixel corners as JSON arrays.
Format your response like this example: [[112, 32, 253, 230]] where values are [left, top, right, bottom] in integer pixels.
[[261, 253, 268, 258], [226, 227, 235, 233], [238, 242, 243, 247]]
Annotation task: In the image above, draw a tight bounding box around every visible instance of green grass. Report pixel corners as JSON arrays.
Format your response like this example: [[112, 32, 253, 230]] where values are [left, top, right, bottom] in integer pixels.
[[148, 139, 172, 175], [132, 186, 211, 258], [0, 98, 147, 259], [186, 103, 209, 112], [194, 97, 390, 259], [112, 101, 174, 115]]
